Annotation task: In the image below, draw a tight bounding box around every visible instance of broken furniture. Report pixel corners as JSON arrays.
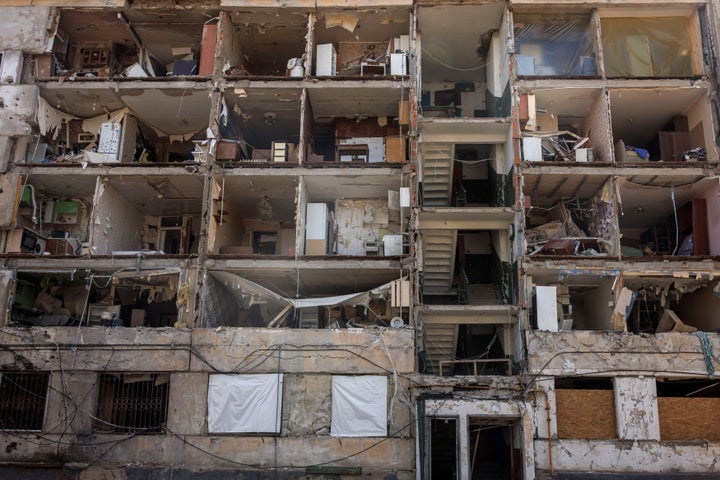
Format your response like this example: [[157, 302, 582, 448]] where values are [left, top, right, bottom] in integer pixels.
[[523, 131, 593, 162]]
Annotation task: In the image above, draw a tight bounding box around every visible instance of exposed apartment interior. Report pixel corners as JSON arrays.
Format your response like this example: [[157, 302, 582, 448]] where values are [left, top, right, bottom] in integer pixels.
[[0, 1, 718, 480]]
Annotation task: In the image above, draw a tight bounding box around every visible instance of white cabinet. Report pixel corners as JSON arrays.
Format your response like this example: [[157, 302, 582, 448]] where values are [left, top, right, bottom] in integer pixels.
[[305, 203, 328, 255]]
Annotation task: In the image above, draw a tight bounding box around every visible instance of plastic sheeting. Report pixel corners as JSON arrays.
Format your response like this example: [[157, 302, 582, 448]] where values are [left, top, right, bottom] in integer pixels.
[[331, 375, 387, 437], [514, 14, 596, 76], [207, 374, 283, 433], [601, 17, 695, 77]]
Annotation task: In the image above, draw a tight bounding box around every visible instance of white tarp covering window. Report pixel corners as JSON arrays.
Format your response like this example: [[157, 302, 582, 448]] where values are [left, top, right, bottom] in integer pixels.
[[208, 374, 283, 433], [331, 376, 387, 437]]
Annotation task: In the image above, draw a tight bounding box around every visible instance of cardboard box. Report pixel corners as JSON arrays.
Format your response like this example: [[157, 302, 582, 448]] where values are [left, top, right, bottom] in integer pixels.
[[305, 239, 326, 255], [536, 111, 558, 132]]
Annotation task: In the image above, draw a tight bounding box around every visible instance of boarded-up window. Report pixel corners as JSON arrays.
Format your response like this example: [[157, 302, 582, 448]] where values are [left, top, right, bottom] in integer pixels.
[[94, 373, 169, 434], [555, 389, 617, 439], [658, 398, 720, 440], [0, 372, 50, 431]]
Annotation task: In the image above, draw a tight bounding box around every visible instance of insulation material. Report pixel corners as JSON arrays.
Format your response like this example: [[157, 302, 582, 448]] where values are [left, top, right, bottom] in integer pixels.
[[556, 389, 617, 439], [37, 96, 77, 139], [207, 374, 283, 433], [601, 17, 695, 77], [331, 376, 387, 437], [658, 397, 720, 441], [514, 14, 596, 76]]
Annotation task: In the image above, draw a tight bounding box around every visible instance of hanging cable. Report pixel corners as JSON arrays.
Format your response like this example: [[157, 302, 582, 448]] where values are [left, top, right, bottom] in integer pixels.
[[670, 184, 679, 255]]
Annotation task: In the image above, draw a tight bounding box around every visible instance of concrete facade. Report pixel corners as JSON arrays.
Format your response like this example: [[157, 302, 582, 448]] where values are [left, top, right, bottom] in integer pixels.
[[0, 1, 718, 479]]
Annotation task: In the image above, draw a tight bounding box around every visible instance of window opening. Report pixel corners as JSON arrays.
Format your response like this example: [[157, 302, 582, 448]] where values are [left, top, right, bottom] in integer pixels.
[[93, 373, 169, 434], [0, 372, 50, 431]]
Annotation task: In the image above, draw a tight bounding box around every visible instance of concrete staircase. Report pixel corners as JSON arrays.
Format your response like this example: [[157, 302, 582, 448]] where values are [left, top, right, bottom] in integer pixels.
[[421, 144, 454, 206], [467, 284, 500, 305], [421, 229, 456, 295], [420, 143, 459, 375], [423, 322, 458, 375]]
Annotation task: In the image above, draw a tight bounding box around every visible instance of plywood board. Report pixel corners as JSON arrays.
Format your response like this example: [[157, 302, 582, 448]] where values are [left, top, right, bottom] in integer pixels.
[[658, 397, 720, 441], [556, 389, 617, 439]]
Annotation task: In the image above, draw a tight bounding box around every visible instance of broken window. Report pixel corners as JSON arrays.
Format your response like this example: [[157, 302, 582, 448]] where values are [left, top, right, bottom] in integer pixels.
[[514, 13, 596, 77], [601, 14, 701, 78], [92, 176, 204, 256], [306, 116, 407, 165], [202, 273, 404, 329], [30, 87, 212, 166], [222, 11, 308, 78], [43, 9, 217, 79], [519, 88, 610, 163], [6, 178, 94, 256], [656, 378, 720, 441], [93, 373, 169, 434], [0, 371, 50, 431], [624, 277, 720, 334], [419, 4, 510, 118], [611, 88, 713, 164], [555, 377, 617, 439], [207, 374, 283, 434], [209, 176, 298, 256], [618, 178, 714, 257], [331, 375, 387, 437], [301, 175, 408, 257], [524, 181, 617, 257], [314, 9, 409, 78], [9, 270, 182, 328], [217, 88, 301, 163]]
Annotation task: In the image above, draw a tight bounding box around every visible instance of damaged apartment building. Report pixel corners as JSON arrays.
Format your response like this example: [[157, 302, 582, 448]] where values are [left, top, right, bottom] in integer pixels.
[[0, 0, 718, 479]]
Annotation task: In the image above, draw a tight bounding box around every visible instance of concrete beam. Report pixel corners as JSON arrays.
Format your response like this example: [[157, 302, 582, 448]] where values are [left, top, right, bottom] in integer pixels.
[[420, 118, 512, 144], [204, 257, 401, 269], [418, 207, 515, 230], [2, 256, 200, 270], [534, 439, 720, 473], [516, 78, 710, 90], [417, 305, 519, 325], [526, 330, 720, 377], [190, 327, 415, 374]]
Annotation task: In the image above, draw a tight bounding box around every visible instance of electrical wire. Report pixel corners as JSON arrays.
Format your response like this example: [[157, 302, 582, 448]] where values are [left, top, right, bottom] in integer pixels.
[[421, 47, 489, 72]]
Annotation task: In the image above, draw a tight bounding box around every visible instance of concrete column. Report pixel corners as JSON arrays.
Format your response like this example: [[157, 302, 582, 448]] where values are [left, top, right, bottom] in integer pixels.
[[613, 376, 660, 441], [45, 371, 96, 435], [166, 372, 209, 436], [532, 377, 556, 440]]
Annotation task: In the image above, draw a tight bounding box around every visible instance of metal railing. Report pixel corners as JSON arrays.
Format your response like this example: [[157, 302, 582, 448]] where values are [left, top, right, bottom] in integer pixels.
[[439, 358, 513, 376]]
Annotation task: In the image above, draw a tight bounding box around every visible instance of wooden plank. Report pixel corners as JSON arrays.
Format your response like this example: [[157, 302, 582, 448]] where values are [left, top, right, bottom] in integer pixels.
[[658, 397, 720, 440], [556, 389, 617, 439]]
